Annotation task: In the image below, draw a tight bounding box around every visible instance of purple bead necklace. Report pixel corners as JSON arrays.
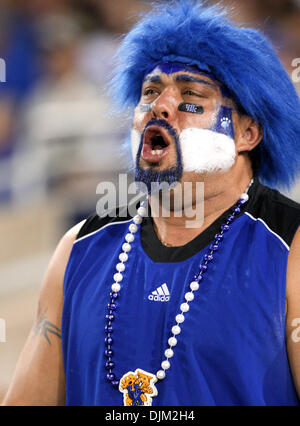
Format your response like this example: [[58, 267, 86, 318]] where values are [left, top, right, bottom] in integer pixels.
[[104, 180, 253, 391]]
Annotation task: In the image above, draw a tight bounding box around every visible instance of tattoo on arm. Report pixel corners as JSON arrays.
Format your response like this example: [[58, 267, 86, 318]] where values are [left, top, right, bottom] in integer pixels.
[[33, 308, 61, 345]]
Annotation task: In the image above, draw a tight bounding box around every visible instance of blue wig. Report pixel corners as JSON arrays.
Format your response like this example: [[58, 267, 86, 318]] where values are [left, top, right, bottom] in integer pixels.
[[111, 0, 300, 189]]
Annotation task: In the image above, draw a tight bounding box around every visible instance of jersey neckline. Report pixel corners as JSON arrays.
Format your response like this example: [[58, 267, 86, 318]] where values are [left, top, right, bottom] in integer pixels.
[[140, 178, 261, 263]]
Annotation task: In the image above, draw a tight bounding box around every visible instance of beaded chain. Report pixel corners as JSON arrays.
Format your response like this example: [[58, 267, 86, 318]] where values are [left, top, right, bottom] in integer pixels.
[[104, 180, 253, 388]]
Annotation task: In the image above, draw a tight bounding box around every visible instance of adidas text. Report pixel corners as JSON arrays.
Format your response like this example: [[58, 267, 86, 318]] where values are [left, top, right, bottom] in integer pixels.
[[148, 284, 170, 302]]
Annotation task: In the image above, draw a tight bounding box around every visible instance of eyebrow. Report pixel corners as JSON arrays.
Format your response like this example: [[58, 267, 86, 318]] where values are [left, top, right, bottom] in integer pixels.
[[143, 75, 162, 83], [143, 73, 218, 91], [174, 74, 217, 89]]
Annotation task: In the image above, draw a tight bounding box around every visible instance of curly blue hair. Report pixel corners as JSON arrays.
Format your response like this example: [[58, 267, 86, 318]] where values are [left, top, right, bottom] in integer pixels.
[[111, 0, 300, 188]]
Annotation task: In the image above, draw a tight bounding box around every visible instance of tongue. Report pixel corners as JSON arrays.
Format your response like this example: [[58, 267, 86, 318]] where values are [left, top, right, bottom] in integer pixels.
[[153, 145, 163, 150]]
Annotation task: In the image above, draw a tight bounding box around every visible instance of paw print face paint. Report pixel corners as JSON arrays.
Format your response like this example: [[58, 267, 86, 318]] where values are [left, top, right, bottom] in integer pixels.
[[211, 106, 235, 140], [220, 117, 231, 130]]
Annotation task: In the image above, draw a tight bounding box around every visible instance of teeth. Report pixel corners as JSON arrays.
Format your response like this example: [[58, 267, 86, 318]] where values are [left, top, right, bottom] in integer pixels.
[[151, 149, 163, 156]]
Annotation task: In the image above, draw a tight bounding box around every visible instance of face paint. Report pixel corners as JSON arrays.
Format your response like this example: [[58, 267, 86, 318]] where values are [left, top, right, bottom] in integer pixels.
[[146, 62, 232, 98], [178, 103, 236, 173], [178, 103, 204, 114], [131, 128, 141, 161], [179, 128, 236, 173], [133, 68, 237, 182], [132, 119, 183, 194], [211, 105, 235, 139], [174, 74, 217, 89], [139, 103, 153, 113], [155, 62, 202, 75]]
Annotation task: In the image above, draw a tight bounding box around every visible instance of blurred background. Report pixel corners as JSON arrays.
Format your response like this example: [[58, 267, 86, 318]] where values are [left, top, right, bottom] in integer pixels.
[[0, 0, 299, 402]]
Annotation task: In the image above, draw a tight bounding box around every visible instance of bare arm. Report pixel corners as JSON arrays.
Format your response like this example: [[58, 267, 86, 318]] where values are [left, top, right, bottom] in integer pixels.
[[2, 221, 85, 406], [286, 226, 300, 398]]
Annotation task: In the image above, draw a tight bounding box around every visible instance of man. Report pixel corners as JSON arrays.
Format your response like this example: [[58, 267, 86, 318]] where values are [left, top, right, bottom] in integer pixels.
[[3, 0, 300, 406]]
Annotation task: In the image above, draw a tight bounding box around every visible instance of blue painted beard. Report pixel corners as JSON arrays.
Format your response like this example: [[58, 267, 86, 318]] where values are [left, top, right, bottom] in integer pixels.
[[135, 119, 183, 194]]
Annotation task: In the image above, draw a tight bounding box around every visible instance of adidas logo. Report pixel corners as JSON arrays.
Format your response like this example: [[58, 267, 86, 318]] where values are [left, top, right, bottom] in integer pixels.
[[148, 284, 170, 302]]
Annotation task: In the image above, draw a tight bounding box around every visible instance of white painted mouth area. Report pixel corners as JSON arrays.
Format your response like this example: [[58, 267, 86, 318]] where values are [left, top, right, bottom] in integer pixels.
[[131, 128, 141, 162], [131, 127, 236, 174]]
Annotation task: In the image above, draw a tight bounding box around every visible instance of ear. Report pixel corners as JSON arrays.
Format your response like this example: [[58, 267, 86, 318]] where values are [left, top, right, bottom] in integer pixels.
[[235, 115, 263, 154]]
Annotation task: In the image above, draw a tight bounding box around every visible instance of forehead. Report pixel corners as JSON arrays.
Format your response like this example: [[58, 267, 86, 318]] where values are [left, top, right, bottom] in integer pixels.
[[143, 64, 218, 87], [142, 64, 233, 100]]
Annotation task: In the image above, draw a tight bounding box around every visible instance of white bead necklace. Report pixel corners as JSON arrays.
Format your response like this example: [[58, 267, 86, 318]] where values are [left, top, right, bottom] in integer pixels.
[[105, 180, 253, 406]]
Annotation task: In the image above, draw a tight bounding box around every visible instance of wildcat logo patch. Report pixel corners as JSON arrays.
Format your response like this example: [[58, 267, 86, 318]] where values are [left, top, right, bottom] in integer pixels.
[[119, 369, 158, 406]]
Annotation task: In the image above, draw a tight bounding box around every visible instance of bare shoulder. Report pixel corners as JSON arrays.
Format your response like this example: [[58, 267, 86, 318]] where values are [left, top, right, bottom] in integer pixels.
[[286, 226, 300, 317], [286, 226, 300, 320], [65, 220, 87, 240], [36, 219, 87, 335], [40, 220, 86, 298], [286, 226, 300, 397], [286, 226, 300, 300], [58, 219, 86, 256]]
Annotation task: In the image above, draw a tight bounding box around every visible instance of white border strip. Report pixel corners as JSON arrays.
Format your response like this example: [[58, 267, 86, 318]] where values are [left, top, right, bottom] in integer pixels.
[[74, 218, 133, 245], [245, 212, 290, 251]]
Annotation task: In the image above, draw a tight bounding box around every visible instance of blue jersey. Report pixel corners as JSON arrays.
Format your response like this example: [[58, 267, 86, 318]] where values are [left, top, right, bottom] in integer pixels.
[[62, 179, 300, 406]]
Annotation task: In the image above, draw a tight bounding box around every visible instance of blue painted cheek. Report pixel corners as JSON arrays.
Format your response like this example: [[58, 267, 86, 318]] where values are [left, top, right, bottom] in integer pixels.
[[211, 106, 235, 139]]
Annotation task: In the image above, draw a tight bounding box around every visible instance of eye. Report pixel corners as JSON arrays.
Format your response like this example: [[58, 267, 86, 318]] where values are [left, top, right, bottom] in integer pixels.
[[144, 89, 155, 95], [143, 88, 160, 97], [184, 90, 197, 96], [183, 89, 205, 98]]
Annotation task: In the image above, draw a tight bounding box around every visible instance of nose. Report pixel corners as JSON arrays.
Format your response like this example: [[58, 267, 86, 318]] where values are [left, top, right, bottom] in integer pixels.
[[151, 89, 178, 121]]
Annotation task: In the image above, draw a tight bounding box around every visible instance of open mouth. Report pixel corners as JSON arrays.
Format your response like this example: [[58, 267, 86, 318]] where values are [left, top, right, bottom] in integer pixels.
[[141, 127, 171, 163]]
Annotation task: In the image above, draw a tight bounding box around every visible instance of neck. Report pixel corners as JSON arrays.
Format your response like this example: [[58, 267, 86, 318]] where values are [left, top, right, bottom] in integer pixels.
[[149, 155, 253, 247]]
